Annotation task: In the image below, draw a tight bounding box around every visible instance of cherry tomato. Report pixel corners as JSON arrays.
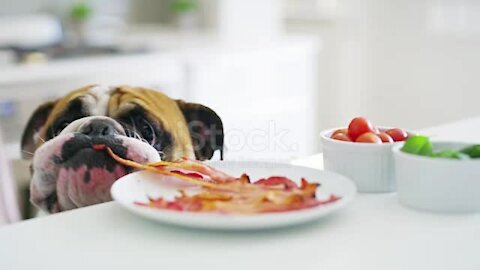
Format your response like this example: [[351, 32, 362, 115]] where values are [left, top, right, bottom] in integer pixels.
[[332, 133, 352, 142], [348, 117, 375, 141], [377, 132, 394, 143], [355, 132, 382, 144], [331, 128, 348, 138], [386, 128, 408, 142]]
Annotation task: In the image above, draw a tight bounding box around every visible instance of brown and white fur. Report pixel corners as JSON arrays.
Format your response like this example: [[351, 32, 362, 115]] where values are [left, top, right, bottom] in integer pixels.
[[21, 85, 224, 214]]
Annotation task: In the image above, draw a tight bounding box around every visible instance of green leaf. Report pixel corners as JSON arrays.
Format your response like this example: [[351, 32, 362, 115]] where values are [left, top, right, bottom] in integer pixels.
[[460, 145, 480, 158], [71, 2, 92, 21], [432, 150, 466, 159], [401, 135, 433, 156], [171, 0, 197, 13]]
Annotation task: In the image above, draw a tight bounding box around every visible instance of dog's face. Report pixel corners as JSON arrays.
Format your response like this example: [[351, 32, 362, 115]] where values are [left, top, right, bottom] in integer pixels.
[[21, 85, 223, 213]]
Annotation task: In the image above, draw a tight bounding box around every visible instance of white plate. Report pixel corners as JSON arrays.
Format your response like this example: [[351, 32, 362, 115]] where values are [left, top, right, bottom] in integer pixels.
[[111, 161, 356, 230]]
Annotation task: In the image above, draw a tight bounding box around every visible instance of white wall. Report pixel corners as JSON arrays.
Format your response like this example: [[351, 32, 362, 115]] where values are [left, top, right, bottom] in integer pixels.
[[288, 0, 480, 132], [337, 0, 480, 130], [286, 20, 338, 143]]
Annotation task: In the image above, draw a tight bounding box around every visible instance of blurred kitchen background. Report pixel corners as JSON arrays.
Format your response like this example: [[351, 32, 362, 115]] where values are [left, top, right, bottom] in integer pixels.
[[1, 0, 480, 216]]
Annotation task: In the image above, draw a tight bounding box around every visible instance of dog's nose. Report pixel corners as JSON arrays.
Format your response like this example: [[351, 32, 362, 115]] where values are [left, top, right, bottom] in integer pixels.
[[79, 120, 121, 137]]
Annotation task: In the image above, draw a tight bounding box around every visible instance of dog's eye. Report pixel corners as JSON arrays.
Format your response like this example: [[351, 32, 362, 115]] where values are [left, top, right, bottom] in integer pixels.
[[140, 121, 155, 143], [54, 121, 70, 135]]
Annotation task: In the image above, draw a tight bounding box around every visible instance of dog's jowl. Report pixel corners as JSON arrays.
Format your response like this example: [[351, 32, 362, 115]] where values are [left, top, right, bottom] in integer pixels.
[[21, 85, 224, 213]]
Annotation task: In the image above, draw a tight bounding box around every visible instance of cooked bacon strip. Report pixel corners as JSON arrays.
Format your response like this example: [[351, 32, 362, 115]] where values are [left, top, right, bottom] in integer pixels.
[[169, 170, 205, 180], [93, 144, 341, 215], [153, 158, 238, 183], [255, 176, 299, 190], [95, 145, 249, 190], [136, 186, 340, 214], [147, 159, 205, 169], [93, 145, 220, 188]]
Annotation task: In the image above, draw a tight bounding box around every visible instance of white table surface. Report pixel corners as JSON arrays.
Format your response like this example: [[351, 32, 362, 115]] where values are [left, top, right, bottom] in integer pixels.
[[1, 117, 480, 270]]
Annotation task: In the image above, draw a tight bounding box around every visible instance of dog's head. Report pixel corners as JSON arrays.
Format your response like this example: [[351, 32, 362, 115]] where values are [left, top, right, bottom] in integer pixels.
[[21, 85, 223, 213]]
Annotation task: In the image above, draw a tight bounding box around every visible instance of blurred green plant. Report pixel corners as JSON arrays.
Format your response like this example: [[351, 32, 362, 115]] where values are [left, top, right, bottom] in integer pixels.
[[70, 2, 93, 22], [171, 0, 197, 14]]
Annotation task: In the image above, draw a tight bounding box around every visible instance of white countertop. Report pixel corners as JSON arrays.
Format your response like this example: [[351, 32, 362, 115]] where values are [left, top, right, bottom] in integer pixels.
[[1, 118, 480, 270]]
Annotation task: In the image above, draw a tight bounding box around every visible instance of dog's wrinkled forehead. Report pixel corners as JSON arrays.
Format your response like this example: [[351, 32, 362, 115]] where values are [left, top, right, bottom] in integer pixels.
[[38, 85, 195, 157], [41, 85, 112, 134], [39, 85, 116, 140], [82, 85, 113, 116], [43, 84, 183, 124]]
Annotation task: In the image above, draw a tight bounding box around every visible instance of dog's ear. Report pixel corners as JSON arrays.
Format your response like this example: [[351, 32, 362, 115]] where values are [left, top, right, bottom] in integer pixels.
[[21, 101, 56, 159], [176, 100, 224, 160]]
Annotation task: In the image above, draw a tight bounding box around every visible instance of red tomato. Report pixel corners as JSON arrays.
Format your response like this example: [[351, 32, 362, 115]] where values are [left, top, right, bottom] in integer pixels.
[[355, 132, 382, 144], [377, 132, 394, 143], [331, 128, 348, 138], [348, 117, 375, 141], [385, 128, 408, 142], [332, 133, 352, 142]]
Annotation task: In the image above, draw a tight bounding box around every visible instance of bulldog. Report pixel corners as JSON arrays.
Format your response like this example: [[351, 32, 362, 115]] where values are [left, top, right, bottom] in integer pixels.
[[21, 85, 223, 214]]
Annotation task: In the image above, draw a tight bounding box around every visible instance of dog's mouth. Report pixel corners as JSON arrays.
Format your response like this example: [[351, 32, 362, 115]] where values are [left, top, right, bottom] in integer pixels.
[[53, 135, 132, 212], [57, 135, 129, 170], [31, 133, 161, 213], [55, 152, 131, 212]]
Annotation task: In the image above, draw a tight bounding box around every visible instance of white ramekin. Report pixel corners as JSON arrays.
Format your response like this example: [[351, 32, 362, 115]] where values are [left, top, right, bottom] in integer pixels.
[[320, 127, 406, 193], [393, 141, 480, 213]]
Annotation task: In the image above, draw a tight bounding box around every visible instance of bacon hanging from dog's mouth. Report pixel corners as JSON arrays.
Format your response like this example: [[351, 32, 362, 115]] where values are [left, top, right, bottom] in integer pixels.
[[93, 144, 341, 215]]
